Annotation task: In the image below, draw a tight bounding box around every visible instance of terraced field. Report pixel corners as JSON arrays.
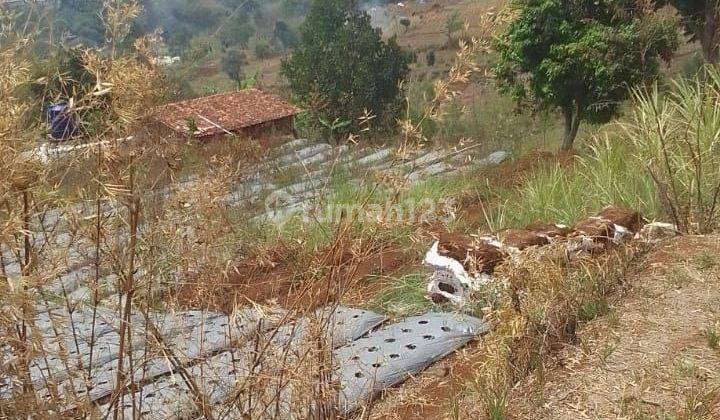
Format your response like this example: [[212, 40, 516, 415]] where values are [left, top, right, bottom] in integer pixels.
[[1, 139, 506, 417]]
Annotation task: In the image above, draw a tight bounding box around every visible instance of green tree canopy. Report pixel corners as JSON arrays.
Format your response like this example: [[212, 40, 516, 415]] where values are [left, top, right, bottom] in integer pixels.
[[274, 20, 298, 49], [494, 0, 679, 150], [282, 0, 311, 16], [281, 0, 411, 139], [219, 13, 255, 49]]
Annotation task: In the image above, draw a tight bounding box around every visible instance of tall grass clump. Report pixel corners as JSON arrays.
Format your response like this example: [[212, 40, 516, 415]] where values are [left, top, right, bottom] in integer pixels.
[[625, 66, 720, 233], [432, 93, 560, 153], [490, 137, 660, 229]]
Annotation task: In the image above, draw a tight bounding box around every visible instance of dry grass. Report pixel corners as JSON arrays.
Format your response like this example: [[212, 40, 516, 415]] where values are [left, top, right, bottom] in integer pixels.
[[4, 1, 717, 419], [367, 233, 718, 420], [366, 234, 644, 419], [505, 235, 720, 419]]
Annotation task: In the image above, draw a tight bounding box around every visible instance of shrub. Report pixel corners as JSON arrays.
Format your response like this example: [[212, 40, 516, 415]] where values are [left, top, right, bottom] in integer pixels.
[[274, 20, 298, 49], [254, 39, 273, 59], [625, 67, 720, 233], [445, 10, 462, 43], [219, 15, 254, 48], [221, 48, 247, 84], [425, 49, 436, 67]]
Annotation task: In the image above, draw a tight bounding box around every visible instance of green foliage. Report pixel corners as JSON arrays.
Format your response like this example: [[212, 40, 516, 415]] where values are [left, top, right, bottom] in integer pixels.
[[28, 46, 120, 136], [425, 49, 436, 67], [707, 328, 719, 350], [370, 274, 433, 316], [485, 392, 508, 420], [695, 251, 718, 270], [445, 10, 462, 42], [599, 343, 617, 362], [282, 0, 311, 16], [663, 0, 720, 62], [31, 47, 95, 100], [221, 48, 247, 84], [240, 70, 262, 89], [626, 67, 720, 233], [169, 0, 225, 26], [253, 39, 273, 59], [318, 116, 351, 143], [37, 0, 313, 58], [163, 67, 196, 100], [488, 136, 660, 229], [578, 297, 610, 322], [282, 0, 411, 139], [494, 0, 679, 150], [53, 0, 105, 45], [274, 20, 298, 49], [219, 13, 255, 49], [185, 117, 199, 135], [405, 80, 559, 149], [183, 36, 215, 62]]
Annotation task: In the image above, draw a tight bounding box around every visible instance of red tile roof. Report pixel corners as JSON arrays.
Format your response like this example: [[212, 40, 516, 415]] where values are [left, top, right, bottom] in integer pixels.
[[151, 89, 300, 138]]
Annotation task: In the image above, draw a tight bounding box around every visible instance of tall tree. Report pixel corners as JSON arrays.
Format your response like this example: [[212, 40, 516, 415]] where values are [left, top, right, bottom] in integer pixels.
[[221, 48, 247, 86], [281, 0, 411, 138], [494, 0, 680, 150], [668, 1, 720, 63]]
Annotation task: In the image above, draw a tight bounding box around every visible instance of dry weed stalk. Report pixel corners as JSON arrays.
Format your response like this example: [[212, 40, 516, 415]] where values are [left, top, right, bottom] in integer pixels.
[[1, 10, 367, 417], [1, 4, 509, 419], [0, 3, 202, 417], [0, 14, 45, 414], [398, 11, 502, 155]]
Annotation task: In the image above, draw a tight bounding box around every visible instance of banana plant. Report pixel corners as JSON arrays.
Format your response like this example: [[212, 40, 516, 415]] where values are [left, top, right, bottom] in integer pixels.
[[318, 116, 351, 144]]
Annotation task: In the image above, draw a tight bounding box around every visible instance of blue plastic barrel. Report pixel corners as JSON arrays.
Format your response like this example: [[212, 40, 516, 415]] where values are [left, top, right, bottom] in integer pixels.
[[47, 102, 76, 140]]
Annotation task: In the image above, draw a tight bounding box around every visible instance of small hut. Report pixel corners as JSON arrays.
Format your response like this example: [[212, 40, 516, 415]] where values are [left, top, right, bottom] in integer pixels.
[[149, 89, 299, 146]]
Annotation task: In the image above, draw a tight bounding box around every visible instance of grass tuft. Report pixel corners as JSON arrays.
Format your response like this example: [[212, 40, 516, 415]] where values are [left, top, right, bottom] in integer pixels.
[[599, 343, 617, 362], [706, 328, 719, 351], [485, 390, 507, 420], [578, 297, 611, 322], [487, 136, 660, 230], [694, 251, 718, 270], [370, 273, 433, 316], [627, 67, 720, 233]]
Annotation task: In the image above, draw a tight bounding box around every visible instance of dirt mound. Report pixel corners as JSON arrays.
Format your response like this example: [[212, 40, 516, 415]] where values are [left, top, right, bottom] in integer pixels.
[[437, 232, 505, 274], [498, 228, 551, 250], [369, 206, 675, 418], [484, 150, 577, 188], [174, 238, 411, 313], [427, 206, 647, 305]]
